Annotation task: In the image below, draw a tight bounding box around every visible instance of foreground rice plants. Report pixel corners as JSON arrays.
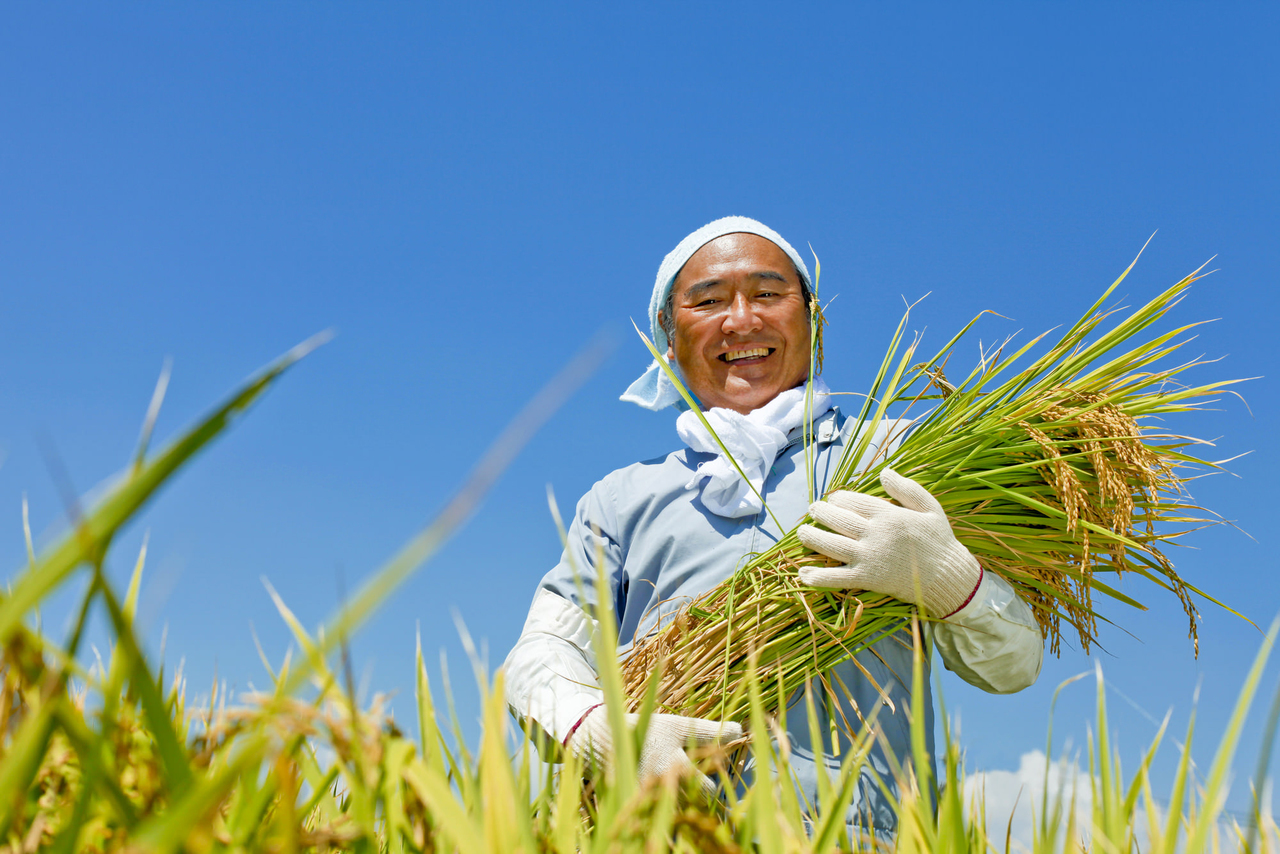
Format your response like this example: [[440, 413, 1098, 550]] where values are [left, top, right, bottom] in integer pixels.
[[0, 334, 1274, 852]]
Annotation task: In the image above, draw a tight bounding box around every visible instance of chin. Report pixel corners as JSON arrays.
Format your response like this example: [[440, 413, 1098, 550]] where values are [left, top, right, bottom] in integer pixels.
[[716, 387, 778, 414]]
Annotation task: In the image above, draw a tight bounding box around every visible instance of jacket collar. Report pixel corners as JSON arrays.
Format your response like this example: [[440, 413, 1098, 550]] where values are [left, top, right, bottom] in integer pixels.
[[784, 405, 843, 446]]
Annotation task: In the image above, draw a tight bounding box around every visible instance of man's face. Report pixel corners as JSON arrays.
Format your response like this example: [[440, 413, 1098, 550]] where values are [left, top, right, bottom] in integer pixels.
[[661, 232, 811, 415]]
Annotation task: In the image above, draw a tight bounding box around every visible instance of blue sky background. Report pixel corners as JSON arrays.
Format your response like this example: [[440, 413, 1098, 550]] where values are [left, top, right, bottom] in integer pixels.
[[2, 2, 1277, 818]]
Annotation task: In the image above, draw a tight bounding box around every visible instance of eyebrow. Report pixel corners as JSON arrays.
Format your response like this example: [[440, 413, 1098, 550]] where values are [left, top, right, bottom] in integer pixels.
[[679, 271, 789, 301]]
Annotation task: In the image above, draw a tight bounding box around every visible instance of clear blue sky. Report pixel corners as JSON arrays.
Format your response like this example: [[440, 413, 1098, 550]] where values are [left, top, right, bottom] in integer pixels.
[[2, 2, 1277, 814]]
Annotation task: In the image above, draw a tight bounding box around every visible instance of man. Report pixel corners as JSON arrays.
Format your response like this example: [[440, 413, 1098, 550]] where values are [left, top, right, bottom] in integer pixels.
[[504, 217, 1042, 834]]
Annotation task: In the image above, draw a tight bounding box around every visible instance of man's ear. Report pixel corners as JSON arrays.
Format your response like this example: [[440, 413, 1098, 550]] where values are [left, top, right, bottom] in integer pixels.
[[659, 312, 675, 360]]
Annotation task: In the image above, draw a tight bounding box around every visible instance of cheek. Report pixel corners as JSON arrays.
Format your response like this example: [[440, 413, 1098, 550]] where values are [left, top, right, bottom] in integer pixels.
[[774, 309, 811, 347], [673, 318, 714, 352], [669, 328, 705, 372]]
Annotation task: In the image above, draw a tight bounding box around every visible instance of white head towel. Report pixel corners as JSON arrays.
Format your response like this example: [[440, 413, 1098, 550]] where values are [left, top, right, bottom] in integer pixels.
[[620, 216, 812, 411]]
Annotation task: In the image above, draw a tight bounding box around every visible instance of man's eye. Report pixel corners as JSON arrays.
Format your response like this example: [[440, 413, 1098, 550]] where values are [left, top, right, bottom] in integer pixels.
[[694, 298, 718, 307]]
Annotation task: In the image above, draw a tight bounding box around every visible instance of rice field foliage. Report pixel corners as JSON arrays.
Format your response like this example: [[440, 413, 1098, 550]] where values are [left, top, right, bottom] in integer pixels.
[[1, 327, 1272, 853], [621, 252, 1247, 722], [3, 527, 1279, 854]]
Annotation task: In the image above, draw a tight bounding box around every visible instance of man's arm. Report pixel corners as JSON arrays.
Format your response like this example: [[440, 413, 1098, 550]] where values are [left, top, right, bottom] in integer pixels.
[[932, 570, 1042, 693], [503, 482, 744, 784], [798, 467, 1043, 694], [504, 588, 604, 744], [504, 482, 618, 743]]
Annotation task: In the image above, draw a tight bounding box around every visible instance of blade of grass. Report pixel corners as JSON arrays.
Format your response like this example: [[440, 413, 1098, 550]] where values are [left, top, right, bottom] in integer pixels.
[[0, 332, 331, 646], [631, 320, 783, 532], [1185, 614, 1280, 854]]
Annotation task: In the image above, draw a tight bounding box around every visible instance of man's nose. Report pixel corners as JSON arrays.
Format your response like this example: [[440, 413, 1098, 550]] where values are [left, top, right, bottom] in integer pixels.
[[721, 293, 763, 334]]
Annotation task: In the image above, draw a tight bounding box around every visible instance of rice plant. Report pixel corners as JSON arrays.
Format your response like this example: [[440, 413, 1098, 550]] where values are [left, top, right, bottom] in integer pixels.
[[4, 521, 1277, 852], [621, 250, 1248, 722]]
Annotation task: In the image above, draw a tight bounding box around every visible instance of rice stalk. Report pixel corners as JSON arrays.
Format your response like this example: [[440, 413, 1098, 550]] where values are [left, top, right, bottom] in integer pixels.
[[620, 255, 1248, 722]]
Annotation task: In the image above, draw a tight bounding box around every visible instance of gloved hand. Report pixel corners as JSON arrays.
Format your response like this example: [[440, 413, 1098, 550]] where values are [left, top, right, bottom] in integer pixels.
[[567, 706, 743, 796], [797, 468, 983, 618]]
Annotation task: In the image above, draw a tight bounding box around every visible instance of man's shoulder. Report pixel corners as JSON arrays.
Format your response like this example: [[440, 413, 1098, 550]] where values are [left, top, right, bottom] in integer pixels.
[[566, 445, 694, 524], [596, 445, 693, 490]]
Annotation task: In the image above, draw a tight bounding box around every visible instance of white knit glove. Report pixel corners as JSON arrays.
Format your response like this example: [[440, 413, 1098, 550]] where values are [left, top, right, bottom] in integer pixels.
[[796, 468, 983, 618], [567, 707, 743, 796]]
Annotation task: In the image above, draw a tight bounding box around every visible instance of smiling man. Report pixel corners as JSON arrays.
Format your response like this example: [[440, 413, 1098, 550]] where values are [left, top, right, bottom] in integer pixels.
[[504, 216, 1043, 838], [662, 231, 811, 414]]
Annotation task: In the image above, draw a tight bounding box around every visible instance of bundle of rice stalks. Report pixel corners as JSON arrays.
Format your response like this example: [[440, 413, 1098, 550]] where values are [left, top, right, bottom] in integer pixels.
[[621, 254, 1246, 722]]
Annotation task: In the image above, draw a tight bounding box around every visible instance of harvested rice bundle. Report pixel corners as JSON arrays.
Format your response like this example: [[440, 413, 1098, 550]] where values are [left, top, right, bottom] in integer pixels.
[[621, 257, 1244, 722]]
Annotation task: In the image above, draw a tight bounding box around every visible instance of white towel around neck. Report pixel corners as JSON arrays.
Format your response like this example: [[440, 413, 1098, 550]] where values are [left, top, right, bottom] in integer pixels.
[[676, 380, 832, 518]]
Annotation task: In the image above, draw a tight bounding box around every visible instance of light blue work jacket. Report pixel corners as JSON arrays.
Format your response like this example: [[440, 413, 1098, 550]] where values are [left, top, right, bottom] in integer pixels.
[[515, 405, 1042, 836], [539, 407, 921, 832]]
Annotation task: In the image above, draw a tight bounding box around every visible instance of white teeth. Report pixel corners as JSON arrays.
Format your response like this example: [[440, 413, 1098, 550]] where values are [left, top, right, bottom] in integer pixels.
[[725, 347, 770, 362]]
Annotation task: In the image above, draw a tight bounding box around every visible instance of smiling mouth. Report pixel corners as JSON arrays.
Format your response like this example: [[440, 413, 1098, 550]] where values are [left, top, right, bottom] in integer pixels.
[[719, 347, 774, 362]]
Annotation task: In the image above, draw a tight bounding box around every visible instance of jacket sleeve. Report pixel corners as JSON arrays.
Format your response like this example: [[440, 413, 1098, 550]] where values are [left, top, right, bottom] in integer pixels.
[[932, 570, 1043, 693], [503, 588, 604, 742], [503, 481, 622, 742]]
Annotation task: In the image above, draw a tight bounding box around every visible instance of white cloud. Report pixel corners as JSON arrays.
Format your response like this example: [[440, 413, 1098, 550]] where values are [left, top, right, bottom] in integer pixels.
[[962, 751, 1257, 852], [963, 750, 1097, 852]]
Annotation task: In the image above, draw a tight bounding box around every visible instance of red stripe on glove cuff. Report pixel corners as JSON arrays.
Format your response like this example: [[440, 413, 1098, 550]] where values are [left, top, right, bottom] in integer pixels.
[[942, 565, 984, 619], [564, 703, 605, 746]]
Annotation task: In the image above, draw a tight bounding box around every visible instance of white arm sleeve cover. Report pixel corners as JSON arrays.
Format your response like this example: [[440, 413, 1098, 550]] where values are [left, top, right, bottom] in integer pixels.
[[933, 570, 1043, 694], [503, 589, 605, 742]]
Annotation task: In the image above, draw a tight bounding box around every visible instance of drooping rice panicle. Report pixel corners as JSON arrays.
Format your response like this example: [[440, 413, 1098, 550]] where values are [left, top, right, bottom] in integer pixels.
[[621, 257, 1247, 722]]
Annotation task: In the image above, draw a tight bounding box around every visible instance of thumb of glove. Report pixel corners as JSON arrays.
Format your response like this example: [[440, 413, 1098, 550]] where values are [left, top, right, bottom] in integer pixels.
[[638, 715, 743, 798]]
